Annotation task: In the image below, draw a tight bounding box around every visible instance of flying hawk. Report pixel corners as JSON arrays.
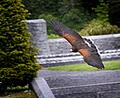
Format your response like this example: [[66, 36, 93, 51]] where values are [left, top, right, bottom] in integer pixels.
[[50, 21, 104, 69]]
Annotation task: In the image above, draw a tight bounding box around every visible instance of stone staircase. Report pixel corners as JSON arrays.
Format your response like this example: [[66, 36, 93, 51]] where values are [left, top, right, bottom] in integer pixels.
[[32, 69, 120, 98], [32, 49, 120, 98], [37, 49, 120, 67]]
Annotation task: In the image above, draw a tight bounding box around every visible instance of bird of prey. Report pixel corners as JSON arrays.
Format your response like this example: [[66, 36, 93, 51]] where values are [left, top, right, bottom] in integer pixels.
[[50, 21, 104, 69]]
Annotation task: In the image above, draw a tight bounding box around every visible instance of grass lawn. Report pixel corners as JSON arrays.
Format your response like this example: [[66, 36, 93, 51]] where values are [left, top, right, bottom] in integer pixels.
[[48, 60, 120, 72]]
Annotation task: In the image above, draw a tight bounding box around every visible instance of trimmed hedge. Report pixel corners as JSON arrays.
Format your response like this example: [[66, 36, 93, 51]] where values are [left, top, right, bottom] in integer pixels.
[[0, 0, 42, 91]]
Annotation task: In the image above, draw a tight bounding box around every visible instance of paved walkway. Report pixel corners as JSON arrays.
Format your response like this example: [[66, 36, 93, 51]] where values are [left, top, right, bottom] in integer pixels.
[[32, 69, 120, 98]]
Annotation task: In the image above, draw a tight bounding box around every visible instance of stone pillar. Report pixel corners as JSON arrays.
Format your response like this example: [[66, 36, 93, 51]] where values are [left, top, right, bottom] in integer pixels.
[[26, 19, 50, 55]]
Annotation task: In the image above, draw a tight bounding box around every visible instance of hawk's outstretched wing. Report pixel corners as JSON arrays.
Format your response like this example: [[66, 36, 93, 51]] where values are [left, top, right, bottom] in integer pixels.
[[50, 21, 104, 69]]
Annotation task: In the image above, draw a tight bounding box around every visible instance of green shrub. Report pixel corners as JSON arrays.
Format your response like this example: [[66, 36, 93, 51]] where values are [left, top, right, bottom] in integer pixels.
[[79, 19, 120, 36], [39, 14, 60, 38], [22, 0, 61, 19], [92, 0, 109, 22], [0, 0, 42, 91], [80, 0, 120, 36], [47, 33, 60, 39], [61, 8, 94, 31], [38, 8, 94, 39]]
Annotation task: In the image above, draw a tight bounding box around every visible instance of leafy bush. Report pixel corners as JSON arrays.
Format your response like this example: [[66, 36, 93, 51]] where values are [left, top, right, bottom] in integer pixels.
[[22, 0, 61, 19], [79, 19, 120, 36], [39, 14, 60, 39], [47, 33, 60, 39], [38, 8, 95, 39], [79, 0, 120, 36], [0, 0, 42, 91], [61, 8, 94, 31], [92, 0, 109, 22]]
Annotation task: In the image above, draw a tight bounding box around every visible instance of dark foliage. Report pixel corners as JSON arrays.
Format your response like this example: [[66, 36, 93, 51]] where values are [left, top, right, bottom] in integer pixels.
[[0, 0, 42, 92], [22, 0, 120, 38], [109, 0, 120, 26]]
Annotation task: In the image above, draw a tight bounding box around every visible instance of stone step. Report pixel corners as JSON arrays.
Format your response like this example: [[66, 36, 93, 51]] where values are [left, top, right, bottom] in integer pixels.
[[36, 69, 120, 98], [37, 49, 120, 67], [38, 70, 120, 88], [52, 82, 120, 98], [37, 49, 120, 59]]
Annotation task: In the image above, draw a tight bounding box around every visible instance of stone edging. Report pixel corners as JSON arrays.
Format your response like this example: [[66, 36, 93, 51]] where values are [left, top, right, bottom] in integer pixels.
[[31, 77, 55, 98], [31, 69, 120, 98]]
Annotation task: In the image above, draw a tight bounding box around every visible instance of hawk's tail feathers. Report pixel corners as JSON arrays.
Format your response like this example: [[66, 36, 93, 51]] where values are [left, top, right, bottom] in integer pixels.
[[84, 38, 98, 52]]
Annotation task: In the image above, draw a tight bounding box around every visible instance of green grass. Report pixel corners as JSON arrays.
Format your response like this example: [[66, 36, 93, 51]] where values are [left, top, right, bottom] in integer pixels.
[[48, 60, 120, 72]]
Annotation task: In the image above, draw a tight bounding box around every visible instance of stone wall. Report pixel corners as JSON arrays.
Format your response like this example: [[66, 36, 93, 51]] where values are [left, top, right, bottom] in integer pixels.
[[48, 34, 120, 54], [26, 19, 50, 55], [26, 19, 120, 55]]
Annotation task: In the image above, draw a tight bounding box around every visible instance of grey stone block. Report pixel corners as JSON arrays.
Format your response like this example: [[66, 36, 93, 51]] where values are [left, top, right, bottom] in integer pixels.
[[31, 77, 55, 98], [55, 92, 97, 98], [26, 19, 50, 55], [52, 82, 120, 98], [97, 90, 120, 98], [52, 82, 120, 96], [37, 69, 120, 98], [38, 70, 120, 88]]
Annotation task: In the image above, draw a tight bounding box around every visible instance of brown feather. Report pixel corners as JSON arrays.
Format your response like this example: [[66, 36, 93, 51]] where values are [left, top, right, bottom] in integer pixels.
[[63, 33, 76, 45], [50, 21, 105, 69], [78, 49, 90, 57]]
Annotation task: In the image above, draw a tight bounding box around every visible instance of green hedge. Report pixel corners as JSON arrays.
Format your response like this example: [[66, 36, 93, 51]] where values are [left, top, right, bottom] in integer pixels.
[[0, 0, 42, 92], [79, 19, 120, 36]]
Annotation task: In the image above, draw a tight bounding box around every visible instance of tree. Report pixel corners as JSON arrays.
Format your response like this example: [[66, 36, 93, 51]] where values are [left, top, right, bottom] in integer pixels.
[[0, 0, 42, 92], [61, 8, 94, 31], [109, 0, 120, 26], [22, 0, 61, 19], [80, 0, 99, 12], [93, 0, 109, 22], [79, 0, 120, 36], [39, 14, 59, 36]]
